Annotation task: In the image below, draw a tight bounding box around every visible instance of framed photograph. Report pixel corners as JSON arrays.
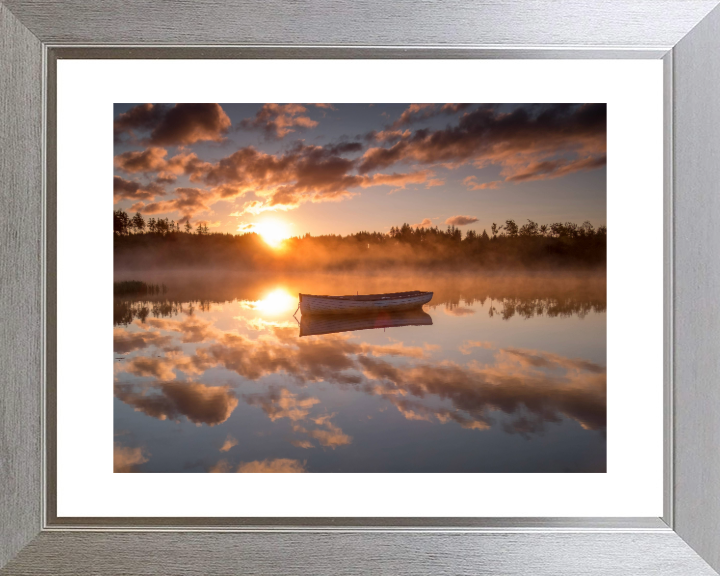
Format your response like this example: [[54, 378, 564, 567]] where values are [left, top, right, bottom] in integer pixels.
[[2, 1, 720, 574]]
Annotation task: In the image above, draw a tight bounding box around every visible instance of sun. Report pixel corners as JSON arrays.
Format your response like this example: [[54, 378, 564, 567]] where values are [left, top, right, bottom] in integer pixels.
[[254, 220, 292, 248]]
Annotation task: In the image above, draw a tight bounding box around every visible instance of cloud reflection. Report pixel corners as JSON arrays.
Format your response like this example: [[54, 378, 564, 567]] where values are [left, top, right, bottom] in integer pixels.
[[209, 458, 306, 473], [114, 279, 606, 442], [114, 443, 149, 473], [115, 381, 239, 426]]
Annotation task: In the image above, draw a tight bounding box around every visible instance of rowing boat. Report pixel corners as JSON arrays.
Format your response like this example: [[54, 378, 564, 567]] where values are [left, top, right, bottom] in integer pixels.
[[299, 290, 432, 315], [300, 309, 433, 337]]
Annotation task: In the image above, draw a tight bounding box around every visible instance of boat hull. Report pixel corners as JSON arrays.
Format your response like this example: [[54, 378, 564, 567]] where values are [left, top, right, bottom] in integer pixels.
[[299, 291, 432, 315], [300, 309, 433, 337]]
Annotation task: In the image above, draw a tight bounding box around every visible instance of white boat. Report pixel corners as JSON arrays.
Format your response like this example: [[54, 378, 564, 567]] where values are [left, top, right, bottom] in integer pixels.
[[299, 290, 433, 315], [300, 309, 433, 337]]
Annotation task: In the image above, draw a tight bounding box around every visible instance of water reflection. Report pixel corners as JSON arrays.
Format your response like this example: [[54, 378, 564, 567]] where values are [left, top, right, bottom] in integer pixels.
[[114, 271, 606, 473], [299, 309, 433, 337]]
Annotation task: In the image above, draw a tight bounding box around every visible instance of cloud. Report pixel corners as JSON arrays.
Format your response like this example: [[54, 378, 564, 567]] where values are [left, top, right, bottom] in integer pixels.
[[237, 458, 306, 473], [114, 444, 149, 472], [391, 103, 435, 128], [133, 187, 216, 220], [357, 349, 606, 435], [113, 176, 165, 203], [208, 459, 233, 473], [463, 176, 502, 190], [114, 146, 170, 174], [167, 143, 434, 214], [391, 103, 472, 129], [122, 356, 179, 380], [242, 386, 351, 449], [209, 458, 307, 473], [114, 103, 230, 146], [505, 155, 608, 183], [369, 170, 433, 192], [113, 328, 173, 354], [219, 434, 238, 452], [368, 129, 412, 144], [444, 306, 475, 317], [459, 340, 494, 354], [114, 103, 605, 220], [445, 215, 478, 226], [311, 103, 337, 110], [359, 104, 606, 184], [244, 388, 320, 422], [142, 317, 220, 343], [151, 103, 231, 145], [114, 381, 239, 426], [115, 299, 605, 439], [440, 103, 472, 114], [412, 218, 433, 228], [292, 418, 352, 449], [239, 104, 318, 138], [290, 439, 315, 449], [114, 103, 168, 141]]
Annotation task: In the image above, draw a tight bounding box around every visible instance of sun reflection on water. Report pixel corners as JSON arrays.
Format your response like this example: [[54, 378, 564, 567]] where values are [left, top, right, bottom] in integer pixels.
[[240, 288, 297, 316]]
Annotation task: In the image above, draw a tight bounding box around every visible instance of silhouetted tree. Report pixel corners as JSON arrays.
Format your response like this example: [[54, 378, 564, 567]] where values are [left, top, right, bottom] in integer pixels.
[[504, 220, 519, 238], [113, 210, 130, 235], [131, 212, 145, 234], [519, 220, 539, 237]]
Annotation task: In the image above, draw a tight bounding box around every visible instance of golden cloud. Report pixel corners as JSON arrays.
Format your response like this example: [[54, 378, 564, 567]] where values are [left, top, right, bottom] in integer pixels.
[[114, 444, 149, 473]]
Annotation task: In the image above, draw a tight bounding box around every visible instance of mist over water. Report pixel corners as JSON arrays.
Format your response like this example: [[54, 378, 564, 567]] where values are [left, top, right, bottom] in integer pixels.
[[113, 270, 606, 473]]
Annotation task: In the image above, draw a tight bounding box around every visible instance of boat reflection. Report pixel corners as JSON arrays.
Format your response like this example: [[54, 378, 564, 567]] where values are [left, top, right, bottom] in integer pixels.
[[299, 308, 433, 337]]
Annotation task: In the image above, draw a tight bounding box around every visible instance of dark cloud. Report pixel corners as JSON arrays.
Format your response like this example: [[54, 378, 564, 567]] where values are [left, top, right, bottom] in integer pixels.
[[324, 141, 364, 155], [114, 103, 168, 142], [150, 103, 231, 146], [114, 103, 231, 146], [115, 381, 239, 426], [113, 176, 165, 203], [506, 155, 608, 183], [359, 104, 607, 183], [390, 103, 472, 129], [445, 215, 478, 226], [132, 187, 215, 220], [239, 104, 318, 139]]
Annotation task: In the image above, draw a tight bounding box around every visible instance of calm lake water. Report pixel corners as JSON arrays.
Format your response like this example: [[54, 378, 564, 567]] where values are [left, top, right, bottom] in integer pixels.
[[113, 271, 606, 473]]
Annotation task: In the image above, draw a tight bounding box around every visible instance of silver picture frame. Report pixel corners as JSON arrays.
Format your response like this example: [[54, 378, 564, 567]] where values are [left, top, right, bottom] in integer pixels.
[[2, 1, 720, 573]]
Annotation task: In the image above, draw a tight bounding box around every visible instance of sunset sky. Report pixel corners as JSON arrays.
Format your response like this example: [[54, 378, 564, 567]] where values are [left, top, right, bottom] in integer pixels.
[[113, 103, 606, 237]]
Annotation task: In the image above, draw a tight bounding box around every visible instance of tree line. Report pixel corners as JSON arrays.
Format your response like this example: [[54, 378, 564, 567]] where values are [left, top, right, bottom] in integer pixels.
[[113, 209, 606, 270], [114, 210, 210, 236]]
